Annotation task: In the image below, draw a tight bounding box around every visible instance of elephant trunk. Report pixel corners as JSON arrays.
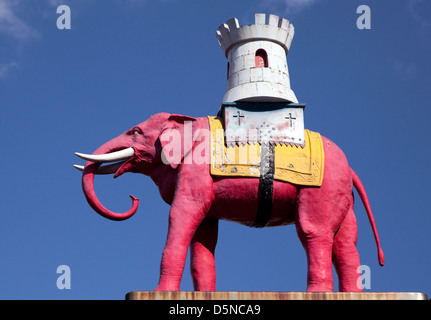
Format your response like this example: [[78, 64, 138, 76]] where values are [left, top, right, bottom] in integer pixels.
[[79, 143, 139, 221]]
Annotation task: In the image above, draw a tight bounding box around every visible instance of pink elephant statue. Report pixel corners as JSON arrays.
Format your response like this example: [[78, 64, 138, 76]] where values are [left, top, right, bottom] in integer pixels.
[[75, 113, 384, 292]]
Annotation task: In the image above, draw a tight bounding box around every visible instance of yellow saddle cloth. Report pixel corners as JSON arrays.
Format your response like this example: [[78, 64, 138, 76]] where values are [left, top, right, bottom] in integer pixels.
[[208, 116, 325, 187]]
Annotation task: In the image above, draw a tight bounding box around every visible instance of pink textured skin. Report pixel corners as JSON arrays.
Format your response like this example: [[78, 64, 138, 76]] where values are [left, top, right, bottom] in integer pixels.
[[81, 113, 384, 292]]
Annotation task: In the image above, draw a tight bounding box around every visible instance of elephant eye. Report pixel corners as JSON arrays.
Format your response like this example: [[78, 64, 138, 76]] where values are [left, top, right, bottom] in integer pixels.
[[132, 128, 142, 135]]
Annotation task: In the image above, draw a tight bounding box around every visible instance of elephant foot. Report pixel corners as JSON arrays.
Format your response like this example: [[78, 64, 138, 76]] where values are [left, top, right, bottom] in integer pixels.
[[306, 284, 334, 292], [155, 283, 180, 291], [155, 276, 182, 291]]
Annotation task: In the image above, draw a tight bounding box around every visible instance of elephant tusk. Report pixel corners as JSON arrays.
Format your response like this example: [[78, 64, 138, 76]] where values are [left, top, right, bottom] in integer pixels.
[[74, 164, 84, 171], [74, 161, 125, 175], [75, 147, 134, 163]]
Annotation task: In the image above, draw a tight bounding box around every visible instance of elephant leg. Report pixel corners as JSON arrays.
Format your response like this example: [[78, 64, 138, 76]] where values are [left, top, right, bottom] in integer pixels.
[[295, 135, 354, 291], [156, 201, 209, 291], [190, 218, 219, 291], [155, 201, 207, 291], [295, 209, 335, 291], [155, 169, 214, 291], [295, 186, 351, 292], [297, 235, 334, 291], [332, 200, 362, 292]]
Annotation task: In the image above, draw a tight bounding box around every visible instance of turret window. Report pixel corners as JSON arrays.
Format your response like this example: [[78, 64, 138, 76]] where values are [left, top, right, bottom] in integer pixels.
[[255, 49, 268, 68]]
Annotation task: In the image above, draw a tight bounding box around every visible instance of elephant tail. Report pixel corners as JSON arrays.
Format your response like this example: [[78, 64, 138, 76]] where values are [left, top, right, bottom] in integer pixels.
[[351, 168, 385, 266]]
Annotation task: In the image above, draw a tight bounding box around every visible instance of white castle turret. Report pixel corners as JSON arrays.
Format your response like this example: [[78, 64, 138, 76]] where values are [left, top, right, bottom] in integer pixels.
[[216, 13, 298, 103]]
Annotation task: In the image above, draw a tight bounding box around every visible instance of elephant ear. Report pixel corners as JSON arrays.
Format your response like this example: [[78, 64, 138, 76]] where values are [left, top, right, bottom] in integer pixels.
[[160, 114, 199, 169]]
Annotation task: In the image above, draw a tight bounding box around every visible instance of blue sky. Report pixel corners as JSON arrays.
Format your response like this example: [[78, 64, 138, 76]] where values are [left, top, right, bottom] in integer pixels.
[[0, 0, 430, 299]]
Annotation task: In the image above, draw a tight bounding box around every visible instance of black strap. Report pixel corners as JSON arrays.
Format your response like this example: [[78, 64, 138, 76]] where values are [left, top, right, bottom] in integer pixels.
[[252, 142, 275, 228]]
